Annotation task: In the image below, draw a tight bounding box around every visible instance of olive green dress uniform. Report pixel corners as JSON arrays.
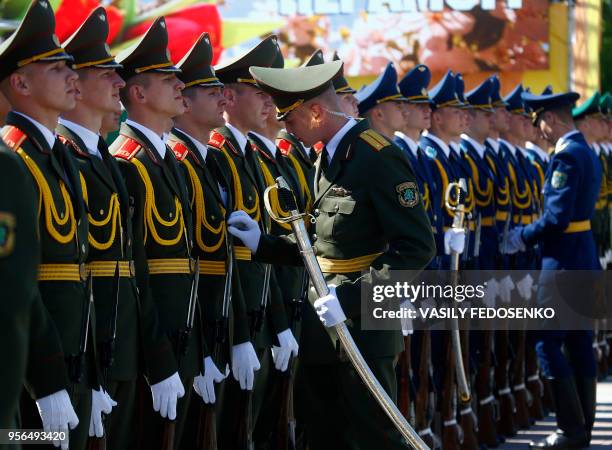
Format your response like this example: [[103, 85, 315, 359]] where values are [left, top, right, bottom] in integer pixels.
[[0, 3, 99, 447], [59, 10, 178, 450], [109, 17, 200, 449], [249, 62, 436, 449], [276, 130, 315, 212], [0, 148, 40, 436]]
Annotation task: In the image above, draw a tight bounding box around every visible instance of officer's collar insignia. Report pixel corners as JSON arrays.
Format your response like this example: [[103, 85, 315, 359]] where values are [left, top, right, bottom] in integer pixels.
[[396, 181, 419, 208], [0, 212, 16, 257], [99, 13, 105, 21], [551, 170, 568, 189], [418, 66, 426, 72], [41, 1, 48, 8], [421, 88, 428, 96], [425, 146, 437, 158]]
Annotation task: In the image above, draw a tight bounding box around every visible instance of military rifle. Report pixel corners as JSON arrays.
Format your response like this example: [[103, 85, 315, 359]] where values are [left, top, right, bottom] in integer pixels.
[[161, 258, 200, 450], [198, 235, 234, 450], [87, 262, 121, 450], [69, 274, 94, 392]]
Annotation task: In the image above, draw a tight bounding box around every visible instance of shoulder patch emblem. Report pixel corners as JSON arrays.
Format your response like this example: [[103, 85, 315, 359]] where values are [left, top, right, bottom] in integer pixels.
[[425, 146, 437, 159], [113, 137, 142, 161], [208, 131, 225, 149], [276, 138, 292, 156], [168, 141, 189, 161], [551, 170, 568, 189], [396, 181, 419, 208], [359, 129, 389, 151], [0, 211, 16, 257]]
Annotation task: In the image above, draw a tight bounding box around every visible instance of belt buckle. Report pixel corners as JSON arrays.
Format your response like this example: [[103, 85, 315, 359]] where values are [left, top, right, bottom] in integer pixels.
[[79, 262, 87, 281]]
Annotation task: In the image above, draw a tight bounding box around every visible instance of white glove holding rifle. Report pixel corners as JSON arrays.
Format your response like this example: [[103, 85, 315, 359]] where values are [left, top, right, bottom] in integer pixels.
[[35, 389, 79, 449], [194, 357, 225, 404], [89, 387, 116, 437], [231, 341, 261, 390], [150, 372, 184, 420], [272, 328, 299, 372]]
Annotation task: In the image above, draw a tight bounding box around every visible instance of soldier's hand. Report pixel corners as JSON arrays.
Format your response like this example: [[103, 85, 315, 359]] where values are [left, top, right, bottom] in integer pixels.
[[498, 275, 515, 304], [35, 389, 79, 450], [231, 341, 261, 390], [483, 278, 498, 308], [503, 228, 526, 254], [227, 210, 261, 253], [272, 328, 299, 372], [313, 285, 347, 327], [150, 372, 185, 420], [516, 274, 534, 301], [444, 228, 466, 255], [193, 357, 225, 404], [89, 387, 116, 437]]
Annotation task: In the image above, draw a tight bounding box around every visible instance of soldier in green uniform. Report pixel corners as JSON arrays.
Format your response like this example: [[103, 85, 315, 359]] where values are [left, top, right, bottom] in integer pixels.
[[0, 1, 96, 448], [166, 32, 243, 447], [227, 60, 435, 449], [109, 17, 197, 449], [59, 8, 180, 449], [0, 147, 39, 435], [209, 36, 294, 448]]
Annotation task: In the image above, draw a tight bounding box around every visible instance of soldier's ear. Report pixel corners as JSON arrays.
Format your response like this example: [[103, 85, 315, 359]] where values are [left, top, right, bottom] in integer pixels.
[[7, 70, 30, 97], [130, 84, 147, 104]]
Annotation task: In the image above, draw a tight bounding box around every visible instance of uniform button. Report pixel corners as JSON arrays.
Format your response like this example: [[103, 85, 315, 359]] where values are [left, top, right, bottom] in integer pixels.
[[99, 209, 104, 215], [60, 211, 64, 219], [169, 212, 173, 218], [312, 233, 318, 242], [128, 239, 131, 247], [313, 209, 320, 217], [81, 244, 86, 253], [248, 195, 253, 201]]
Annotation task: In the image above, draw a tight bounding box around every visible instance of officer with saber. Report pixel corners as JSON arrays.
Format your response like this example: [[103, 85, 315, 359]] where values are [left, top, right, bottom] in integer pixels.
[[226, 60, 436, 449]]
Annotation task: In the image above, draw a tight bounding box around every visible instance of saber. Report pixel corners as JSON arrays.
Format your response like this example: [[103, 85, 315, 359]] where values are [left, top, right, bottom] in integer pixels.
[[444, 179, 471, 404], [263, 177, 428, 450]]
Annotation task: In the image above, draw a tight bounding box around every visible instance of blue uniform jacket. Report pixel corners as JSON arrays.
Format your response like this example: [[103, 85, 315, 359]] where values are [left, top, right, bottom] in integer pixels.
[[520, 131, 601, 270]]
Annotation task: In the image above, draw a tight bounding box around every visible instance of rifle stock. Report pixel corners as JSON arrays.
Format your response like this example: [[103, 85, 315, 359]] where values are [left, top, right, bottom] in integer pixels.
[[441, 334, 461, 450], [525, 341, 545, 420], [495, 329, 517, 437], [511, 330, 530, 429], [398, 335, 413, 421], [414, 330, 439, 448], [476, 330, 499, 447], [459, 329, 478, 450]]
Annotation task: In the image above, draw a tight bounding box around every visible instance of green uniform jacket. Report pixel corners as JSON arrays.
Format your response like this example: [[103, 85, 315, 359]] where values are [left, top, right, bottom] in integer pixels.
[[0, 148, 41, 426], [110, 122, 202, 379], [59, 124, 176, 384], [168, 128, 244, 368], [256, 120, 436, 363], [2, 112, 98, 396], [248, 132, 307, 336], [209, 126, 289, 349]]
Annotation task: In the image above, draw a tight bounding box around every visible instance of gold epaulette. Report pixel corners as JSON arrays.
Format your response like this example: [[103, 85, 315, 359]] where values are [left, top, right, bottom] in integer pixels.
[[359, 129, 390, 152]]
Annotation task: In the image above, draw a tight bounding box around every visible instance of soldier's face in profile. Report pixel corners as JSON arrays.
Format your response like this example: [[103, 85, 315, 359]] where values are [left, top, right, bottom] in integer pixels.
[[284, 104, 321, 147], [338, 93, 358, 117], [435, 106, 463, 136], [228, 84, 272, 130], [16, 61, 78, 113], [77, 68, 125, 116], [375, 101, 405, 132], [401, 102, 430, 131], [492, 107, 510, 133], [470, 109, 491, 136], [187, 86, 226, 128], [144, 73, 185, 118]]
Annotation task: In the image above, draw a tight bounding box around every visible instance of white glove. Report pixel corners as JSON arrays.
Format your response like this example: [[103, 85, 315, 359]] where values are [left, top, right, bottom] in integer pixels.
[[444, 228, 466, 255], [231, 342, 261, 390], [498, 275, 515, 304], [89, 387, 116, 438], [272, 328, 299, 372], [227, 210, 261, 253], [516, 274, 534, 301], [35, 389, 79, 450], [503, 228, 526, 254], [150, 372, 185, 420], [313, 285, 347, 327], [193, 357, 225, 404], [483, 278, 498, 308], [400, 299, 415, 336], [600, 256, 607, 269]]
